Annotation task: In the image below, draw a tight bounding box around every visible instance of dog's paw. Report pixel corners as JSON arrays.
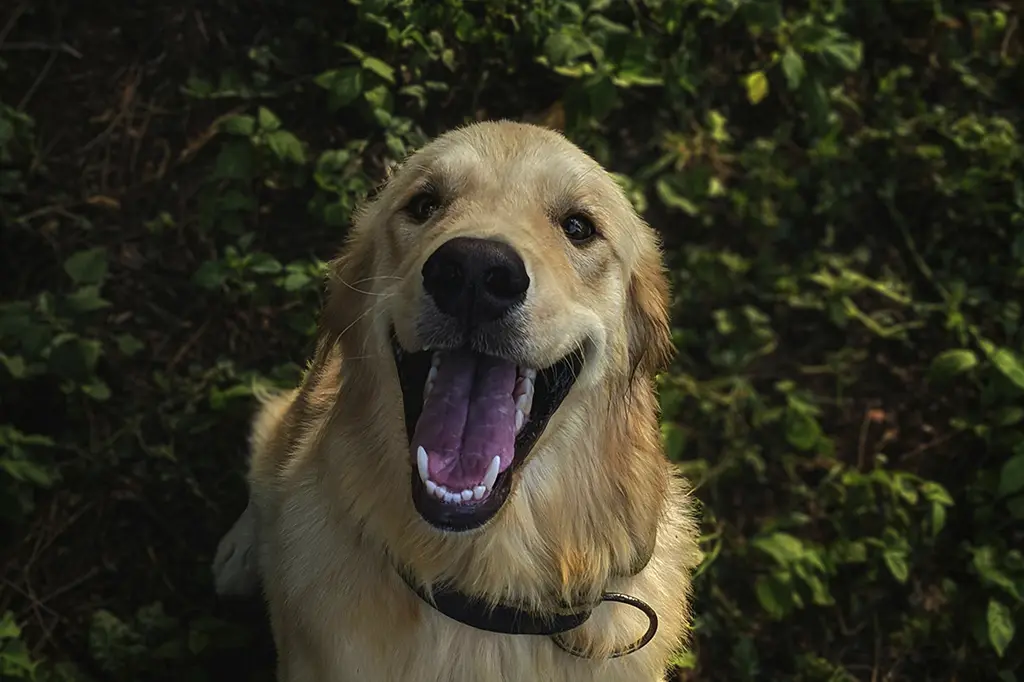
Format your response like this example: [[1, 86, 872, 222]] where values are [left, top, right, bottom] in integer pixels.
[[212, 502, 261, 598]]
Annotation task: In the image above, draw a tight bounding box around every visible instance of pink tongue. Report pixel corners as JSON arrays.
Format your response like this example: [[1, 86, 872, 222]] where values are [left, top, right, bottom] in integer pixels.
[[411, 350, 518, 491]]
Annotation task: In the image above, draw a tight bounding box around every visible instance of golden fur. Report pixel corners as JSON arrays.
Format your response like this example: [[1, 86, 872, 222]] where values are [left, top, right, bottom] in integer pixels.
[[212, 121, 702, 681]]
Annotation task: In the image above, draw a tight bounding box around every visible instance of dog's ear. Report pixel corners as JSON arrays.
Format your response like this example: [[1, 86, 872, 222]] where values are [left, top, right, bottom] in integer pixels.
[[626, 245, 675, 378]]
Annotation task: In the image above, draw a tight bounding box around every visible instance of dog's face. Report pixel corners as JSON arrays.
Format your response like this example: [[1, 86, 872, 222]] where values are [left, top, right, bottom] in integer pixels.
[[328, 122, 673, 533]]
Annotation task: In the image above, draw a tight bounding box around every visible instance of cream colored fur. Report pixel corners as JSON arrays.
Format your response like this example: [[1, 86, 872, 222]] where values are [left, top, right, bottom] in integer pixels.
[[212, 121, 702, 681]]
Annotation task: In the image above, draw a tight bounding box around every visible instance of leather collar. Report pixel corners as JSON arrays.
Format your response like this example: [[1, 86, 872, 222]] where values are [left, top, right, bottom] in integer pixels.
[[395, 565, 594, 636], [394, 564, 659, 658]]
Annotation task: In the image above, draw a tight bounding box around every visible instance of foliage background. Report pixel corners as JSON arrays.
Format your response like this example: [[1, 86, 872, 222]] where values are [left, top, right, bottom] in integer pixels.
[[1, 0, 1023, 680]]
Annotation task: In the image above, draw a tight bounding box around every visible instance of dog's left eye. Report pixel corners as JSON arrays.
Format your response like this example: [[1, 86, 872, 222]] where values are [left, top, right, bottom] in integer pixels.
[[406, 192, 441, 223], [561, 214, 596, 243]]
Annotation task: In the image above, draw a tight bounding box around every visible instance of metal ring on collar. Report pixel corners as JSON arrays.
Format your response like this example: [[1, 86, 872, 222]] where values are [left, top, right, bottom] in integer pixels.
[[550, 592, 659, 659]]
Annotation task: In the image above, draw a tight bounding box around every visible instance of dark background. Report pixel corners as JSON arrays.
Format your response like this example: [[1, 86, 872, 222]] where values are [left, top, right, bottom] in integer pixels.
[[1, 1, 1022, 680]]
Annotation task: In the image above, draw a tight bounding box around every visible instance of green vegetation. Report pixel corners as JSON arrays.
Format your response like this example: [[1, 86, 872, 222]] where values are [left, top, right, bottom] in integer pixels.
[[1, 0, 1022, 680]]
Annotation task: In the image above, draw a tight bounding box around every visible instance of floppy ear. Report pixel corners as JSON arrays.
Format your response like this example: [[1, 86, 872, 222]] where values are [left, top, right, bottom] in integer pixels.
[[626, 246, 675, 378]]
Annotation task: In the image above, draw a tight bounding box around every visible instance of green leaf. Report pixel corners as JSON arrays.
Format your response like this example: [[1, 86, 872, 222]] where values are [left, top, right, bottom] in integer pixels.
[[213, 139, 256, 180], [655, 176, 699, 216], [972, 546, 1023, 602], [543, 29, 591, 67], [785, 408, 821, 451], [193, 261, 227, 290], [266, 130, 306, 164], [780, 47, 805, 90], [883, 548, 910, 583], [930, 502, 947, 538], [65, 285, 112, 314], [0, 353, 26, 379], [928, 349, 978, 383], [998, 448, 1024, 499], [754, 574, 792, 619], [752, 532, 805, 565], [920, 481, 954, 506], [47, 335, 102, 381], [249, 253, 283, 275], [81, 379, 111, 401], [987, 599, 1015, 657], [744, 70, 770, 104], [257, 106, 281, 131], [63, 247, 109, 285], [0, 457, 56, 487], [361, 56, 395, 84], [0, 611, 21, 639], [115, 334, 144, 357], [315, 68, 364, 111], [221, 114, 255, 136], [988, 346, 1024, 391], [823, 39, 863, 71]]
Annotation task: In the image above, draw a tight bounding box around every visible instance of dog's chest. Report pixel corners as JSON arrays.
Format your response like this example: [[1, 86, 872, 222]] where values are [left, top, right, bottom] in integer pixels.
[[273, 543, 658, 682]]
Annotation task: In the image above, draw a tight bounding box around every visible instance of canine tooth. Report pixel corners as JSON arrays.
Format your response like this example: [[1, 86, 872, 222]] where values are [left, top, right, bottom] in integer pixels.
[[461, 489, 473, 502], [473, 486, 486, 500], [524, 368, 537, 381], [516, 393, 533, 417], [416, 446, 430, 484], [482, 455, 500, 490], [425, 480, 437, 495], [515, 409, 525, 433]]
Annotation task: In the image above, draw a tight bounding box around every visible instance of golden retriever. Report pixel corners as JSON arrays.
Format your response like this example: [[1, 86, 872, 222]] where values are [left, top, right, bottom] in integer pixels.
[[212, 120, 702, 681]]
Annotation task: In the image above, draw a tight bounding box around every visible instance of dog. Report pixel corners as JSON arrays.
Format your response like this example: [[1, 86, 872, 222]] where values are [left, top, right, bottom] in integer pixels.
[[212, 120, 702, 681]]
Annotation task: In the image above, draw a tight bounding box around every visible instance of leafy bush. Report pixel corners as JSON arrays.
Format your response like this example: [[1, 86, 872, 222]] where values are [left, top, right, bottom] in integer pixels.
[[1, 0, 1021, 680]]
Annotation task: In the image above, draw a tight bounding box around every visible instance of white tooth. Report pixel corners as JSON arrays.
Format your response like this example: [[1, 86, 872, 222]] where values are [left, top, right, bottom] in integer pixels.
[[425, 480, 437, 495], [482, 455, 500, 490], [516, 394, 530, 414], [445, 491, 461, 504], [473, 486, 486, 500], [431, 352, 442, 368], [524, 368, 537, 381], [426, 366, 438, 386], [461, 489, 473, 501], [434, 485, 448, 500], [416, 446, 430, 483], [515, 409, 525, 433]]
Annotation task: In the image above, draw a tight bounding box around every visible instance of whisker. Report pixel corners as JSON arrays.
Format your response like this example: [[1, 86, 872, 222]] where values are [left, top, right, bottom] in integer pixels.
[[336, 293, 392, 341], [357, 294, 399, 358]]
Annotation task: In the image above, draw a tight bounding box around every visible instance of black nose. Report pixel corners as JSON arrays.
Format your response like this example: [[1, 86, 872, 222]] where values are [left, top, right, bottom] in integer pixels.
[[421, 237, 530, 327]]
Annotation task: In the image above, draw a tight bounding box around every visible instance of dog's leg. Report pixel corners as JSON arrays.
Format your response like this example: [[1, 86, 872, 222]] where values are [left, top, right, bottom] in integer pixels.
[[212, 496, 261, 597]]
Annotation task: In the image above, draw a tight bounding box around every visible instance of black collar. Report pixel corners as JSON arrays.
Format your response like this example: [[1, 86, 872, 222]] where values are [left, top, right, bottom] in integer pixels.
[[395, 565, 594, 636], [394, 564, 659, 658]]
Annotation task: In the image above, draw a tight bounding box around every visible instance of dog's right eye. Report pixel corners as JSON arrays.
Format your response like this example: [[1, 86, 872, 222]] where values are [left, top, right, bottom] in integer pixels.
[[405, 192, 441, 223]]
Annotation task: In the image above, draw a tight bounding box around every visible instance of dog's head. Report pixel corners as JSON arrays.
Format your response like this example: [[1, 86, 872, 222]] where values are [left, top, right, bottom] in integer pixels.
[[324, 121, 673, 534]]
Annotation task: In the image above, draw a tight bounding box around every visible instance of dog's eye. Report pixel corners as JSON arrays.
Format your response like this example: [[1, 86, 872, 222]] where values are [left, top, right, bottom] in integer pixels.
[[406, 192, 441, 223], [561, 214, 596, 244]]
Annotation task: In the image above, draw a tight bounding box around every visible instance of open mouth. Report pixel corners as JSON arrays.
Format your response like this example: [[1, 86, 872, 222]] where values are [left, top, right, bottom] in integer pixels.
[[392, 335, 584, 532]]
